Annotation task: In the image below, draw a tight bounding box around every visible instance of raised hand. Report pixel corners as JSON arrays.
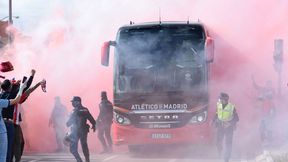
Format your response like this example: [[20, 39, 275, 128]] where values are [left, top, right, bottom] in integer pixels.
[[31, 69, 36, 76]]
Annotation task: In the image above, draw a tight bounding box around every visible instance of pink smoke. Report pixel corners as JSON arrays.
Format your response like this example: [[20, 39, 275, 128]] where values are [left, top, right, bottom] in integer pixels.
[[0, 0, 288, 154]]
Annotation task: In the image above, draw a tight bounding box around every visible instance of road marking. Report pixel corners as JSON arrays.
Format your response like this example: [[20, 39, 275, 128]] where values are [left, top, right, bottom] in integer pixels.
[[168, 159, 177, 162], [240, 160, 248, 162], [102, 155, 119, 161]]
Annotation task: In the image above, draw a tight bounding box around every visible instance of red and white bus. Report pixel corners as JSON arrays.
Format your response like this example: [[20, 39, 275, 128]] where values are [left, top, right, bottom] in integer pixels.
[[101, 21, 214, 152]]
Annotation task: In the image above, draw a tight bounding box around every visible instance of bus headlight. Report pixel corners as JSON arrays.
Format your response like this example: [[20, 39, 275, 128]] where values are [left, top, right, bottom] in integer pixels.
[[189, 111, 207, 123], [114, 112, 131, 125], [197, 115, 204, 122]]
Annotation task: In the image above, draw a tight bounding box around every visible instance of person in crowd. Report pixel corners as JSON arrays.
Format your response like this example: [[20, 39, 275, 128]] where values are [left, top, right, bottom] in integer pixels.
[[213, 92, 239, 162], [49, 96, 68, 152], [12, 76, 46, 162], [251, 75, 276, 144], [0, 78, 27, 162], [1, 69, 35, 162], [66, 96, 96, 162], [97, 91, 113, 154], [1, 69, 45, 162]]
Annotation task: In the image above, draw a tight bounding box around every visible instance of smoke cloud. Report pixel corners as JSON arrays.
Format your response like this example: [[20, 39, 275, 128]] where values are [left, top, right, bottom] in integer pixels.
[[0, 0, 288, 156]]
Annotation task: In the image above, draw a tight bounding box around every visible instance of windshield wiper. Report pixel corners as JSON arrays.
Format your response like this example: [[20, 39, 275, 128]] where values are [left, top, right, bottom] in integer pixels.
[[190, 47, 198, 55], [145, 65, 154, 69]]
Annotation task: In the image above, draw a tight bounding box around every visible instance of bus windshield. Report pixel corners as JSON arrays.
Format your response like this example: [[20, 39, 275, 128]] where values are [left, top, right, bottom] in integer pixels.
[[116, 25, 207, 93]]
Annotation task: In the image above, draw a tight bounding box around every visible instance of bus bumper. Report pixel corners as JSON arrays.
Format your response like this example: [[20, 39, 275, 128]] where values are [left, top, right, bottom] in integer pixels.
[[112, 122, 213, 145]]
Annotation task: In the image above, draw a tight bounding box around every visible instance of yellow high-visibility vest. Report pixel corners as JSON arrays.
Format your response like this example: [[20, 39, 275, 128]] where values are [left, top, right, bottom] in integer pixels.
[[217, 102, 235, 122]]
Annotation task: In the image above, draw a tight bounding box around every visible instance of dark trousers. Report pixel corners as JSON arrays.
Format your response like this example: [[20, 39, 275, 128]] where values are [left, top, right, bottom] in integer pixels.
[[12, 124, 25, 162], [70, 132, 90, 162], [4, 121, 14, 162], [216, 126, 234, 162], [97, 124, 112, 151]]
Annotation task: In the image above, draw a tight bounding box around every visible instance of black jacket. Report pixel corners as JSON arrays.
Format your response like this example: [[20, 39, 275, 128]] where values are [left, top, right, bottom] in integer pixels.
[[97, 100, 113, 125], [67, 106, 96, 134]]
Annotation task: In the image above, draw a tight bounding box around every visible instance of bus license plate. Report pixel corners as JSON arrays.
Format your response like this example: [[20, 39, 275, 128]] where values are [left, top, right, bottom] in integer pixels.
[[151, 133, 172, 139]]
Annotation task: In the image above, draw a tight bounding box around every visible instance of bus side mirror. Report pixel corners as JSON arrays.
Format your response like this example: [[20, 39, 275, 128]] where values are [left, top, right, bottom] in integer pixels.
[[101, 41, 116, 66], [206, 37, 214, 63], [101, 41, 111, 66]]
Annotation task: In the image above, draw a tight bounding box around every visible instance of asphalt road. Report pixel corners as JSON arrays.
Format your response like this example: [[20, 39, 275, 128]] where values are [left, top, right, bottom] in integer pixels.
[[21, 152, 253, 162], [21, 144, 258, 162], [20, 143, 265, 162]]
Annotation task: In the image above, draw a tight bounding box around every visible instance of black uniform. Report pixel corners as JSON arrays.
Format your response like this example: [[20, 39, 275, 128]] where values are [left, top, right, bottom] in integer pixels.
[[67, 98, 96, 162], [97, 92, 113, 153]]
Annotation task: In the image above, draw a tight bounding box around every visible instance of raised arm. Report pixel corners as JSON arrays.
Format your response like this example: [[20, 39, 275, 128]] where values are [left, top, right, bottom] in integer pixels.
[[23, 69, 36, 93], [20, 80, 44, 104], [25, 80, 43, 95]]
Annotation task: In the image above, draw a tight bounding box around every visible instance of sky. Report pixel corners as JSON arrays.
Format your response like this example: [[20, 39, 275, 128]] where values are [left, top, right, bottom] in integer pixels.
[[1, 0, 288, 153]]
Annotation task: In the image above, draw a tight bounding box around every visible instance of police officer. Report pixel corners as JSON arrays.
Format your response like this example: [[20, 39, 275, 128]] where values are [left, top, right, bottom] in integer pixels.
[[213, 92, 239, 162], [97, 91, 113, 154], [66, 96, 96, 162]]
